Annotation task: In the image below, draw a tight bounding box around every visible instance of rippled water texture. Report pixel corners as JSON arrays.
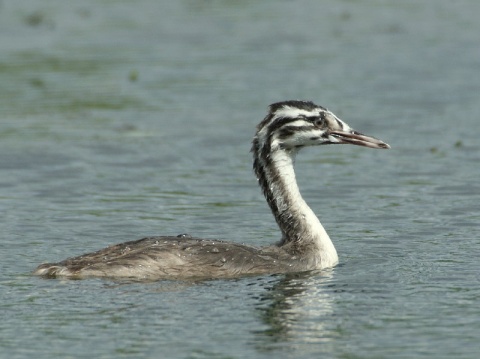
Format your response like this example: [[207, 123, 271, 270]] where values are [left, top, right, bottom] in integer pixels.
[[1, 1, 479, 358]]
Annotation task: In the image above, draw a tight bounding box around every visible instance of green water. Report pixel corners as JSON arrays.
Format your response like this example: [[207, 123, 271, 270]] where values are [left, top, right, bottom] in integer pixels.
[[1, 1, 479, 358]]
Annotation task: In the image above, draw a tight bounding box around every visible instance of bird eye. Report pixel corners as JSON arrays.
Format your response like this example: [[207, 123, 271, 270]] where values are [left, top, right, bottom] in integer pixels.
[[313, 117, 324, 127], [312, 112, 328, 127]]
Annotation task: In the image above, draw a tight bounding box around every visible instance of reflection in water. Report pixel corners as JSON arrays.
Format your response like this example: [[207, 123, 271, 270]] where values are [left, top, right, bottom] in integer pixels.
[[251, 270, 337, 353]]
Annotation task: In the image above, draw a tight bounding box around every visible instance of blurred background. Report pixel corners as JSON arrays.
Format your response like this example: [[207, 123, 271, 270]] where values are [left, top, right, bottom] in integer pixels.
[[1, 1, 479, 358]]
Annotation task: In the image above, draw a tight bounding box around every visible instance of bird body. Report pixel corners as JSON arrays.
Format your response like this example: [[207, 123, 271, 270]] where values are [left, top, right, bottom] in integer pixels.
[[35, 236, 301, 280], [34, 100, 389, 280]]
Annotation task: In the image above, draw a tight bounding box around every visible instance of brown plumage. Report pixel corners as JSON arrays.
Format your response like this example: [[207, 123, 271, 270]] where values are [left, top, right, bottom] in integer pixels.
[[34, 100, 389, 280], [34, 236, 301, 279]]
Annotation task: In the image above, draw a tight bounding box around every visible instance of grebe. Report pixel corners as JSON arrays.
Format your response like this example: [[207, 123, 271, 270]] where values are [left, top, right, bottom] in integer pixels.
[[34, 100, 390, 280]]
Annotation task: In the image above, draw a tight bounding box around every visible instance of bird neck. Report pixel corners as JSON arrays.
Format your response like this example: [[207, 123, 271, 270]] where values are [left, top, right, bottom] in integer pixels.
[[253, 147, 338, 267]]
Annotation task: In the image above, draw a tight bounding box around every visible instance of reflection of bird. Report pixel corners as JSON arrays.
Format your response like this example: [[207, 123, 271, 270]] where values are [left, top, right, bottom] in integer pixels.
[[34, 100, 389, 280]]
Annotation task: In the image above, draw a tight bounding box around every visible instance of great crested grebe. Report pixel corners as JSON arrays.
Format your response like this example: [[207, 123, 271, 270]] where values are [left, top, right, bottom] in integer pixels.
[[34, 100, 390, 280]]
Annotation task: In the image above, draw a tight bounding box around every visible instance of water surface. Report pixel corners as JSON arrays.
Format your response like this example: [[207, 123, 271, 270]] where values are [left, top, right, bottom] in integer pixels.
[[1, 1, 479, 358]]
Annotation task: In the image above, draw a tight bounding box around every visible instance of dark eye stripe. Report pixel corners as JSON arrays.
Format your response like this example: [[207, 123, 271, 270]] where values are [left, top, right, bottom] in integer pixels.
[[267, 116, 300, 133], [277, 125, 313, 140], [306, 112, 327, 124]]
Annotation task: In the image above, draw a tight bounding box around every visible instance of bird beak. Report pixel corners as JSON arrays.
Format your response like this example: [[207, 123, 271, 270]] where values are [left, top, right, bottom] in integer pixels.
[[329, 130, 390, 149]]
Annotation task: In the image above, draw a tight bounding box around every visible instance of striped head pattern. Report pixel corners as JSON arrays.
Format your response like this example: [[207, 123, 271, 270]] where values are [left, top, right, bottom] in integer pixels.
[[253, 100, 389, 155]]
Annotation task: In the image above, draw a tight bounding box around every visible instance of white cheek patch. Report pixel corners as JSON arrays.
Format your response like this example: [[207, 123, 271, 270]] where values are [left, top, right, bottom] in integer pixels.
[[293, 129, 322, 145], [272, 128, 325, 150]]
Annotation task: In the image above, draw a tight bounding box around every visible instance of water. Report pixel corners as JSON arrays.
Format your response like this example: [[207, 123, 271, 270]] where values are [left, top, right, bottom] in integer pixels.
[[1, 0, 479, 358]]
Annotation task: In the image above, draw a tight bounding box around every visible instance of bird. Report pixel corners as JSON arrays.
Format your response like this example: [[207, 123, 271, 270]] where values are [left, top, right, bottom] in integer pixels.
[[34, 100, 390, 280]]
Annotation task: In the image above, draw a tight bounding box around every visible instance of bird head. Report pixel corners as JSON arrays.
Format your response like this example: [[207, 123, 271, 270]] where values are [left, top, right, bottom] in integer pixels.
[[255, 100, 390, 152]]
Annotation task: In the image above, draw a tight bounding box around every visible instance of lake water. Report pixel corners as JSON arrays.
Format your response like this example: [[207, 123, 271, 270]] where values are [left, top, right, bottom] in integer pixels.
[[1, 0, 479, 358]]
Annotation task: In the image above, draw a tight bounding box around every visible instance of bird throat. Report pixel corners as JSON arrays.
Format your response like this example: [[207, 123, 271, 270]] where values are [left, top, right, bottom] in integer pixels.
[[254, 148, 335, 259]]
